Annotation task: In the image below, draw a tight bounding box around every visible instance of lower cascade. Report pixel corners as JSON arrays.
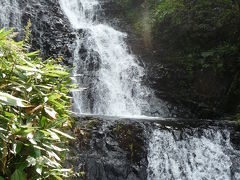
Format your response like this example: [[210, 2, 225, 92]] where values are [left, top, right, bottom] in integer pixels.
[[147, 128, 240, 180], [69, 118, 240, 180]]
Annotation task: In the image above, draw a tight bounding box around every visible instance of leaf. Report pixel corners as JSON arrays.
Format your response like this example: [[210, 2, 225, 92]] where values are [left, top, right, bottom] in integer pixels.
[[42, 143, 65, 152], [40, 116, 48, 128], [33, 145, 45, 151], [4, 111, 15, 117], [11, 169, 27, 180], [0, 177, 4, 180], [0, 92, 29, 107], [47, 118, 68, 129], [53, 175, 63, 180], [52, 169, 73, 173], [35, 85, 52, 90], [39, 130, 52, 136], [26, 156, 37, 167], [43, 156, 61, 168], [16, 127, 35, 136], [16, 162, 28, 172], [0, 115, 10, 122], [27, 133, 37, 145], [0, 28, 5, 34], [25, 105, 43, 115], [12, 143, 17, 155], [47, 150, 61, 161], [40, 130, 60, 141], [26, 50, 40, 58], [0, 28, 13, 39], [51, 145, 65, 152], [0, 127, 7, 132], [44, 106, 57, 120], [45, 70, 69, 77], [36, 166, 42, 175], [51, 129, 75, 140], [16, 142, 23, 154], [16, 40, 24, 46], [16, 65, 43, 73], [19, 58, 35, 68]]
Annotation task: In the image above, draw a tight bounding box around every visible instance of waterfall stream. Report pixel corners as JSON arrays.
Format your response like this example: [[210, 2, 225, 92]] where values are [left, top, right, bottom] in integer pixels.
[[147, 128, 240, 180], [0, 0, 21, 31], [59, 0, 154, 116]]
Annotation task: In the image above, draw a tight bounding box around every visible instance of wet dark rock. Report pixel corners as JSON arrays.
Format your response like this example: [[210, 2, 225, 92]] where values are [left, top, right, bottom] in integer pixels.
[[18, 0, 74, 64], [67, 117, 148, 180]]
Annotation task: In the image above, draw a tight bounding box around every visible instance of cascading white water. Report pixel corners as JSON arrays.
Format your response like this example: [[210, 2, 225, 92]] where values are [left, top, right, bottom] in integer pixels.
[[0, 0, 21, 30], [59, 0, 153, 116], [147, 128, 240, 180]]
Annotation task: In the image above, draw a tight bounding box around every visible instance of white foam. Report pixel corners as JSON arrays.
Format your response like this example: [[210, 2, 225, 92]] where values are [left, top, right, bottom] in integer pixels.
[[0, 0, 22, 30], [147, 129, 240, 180]]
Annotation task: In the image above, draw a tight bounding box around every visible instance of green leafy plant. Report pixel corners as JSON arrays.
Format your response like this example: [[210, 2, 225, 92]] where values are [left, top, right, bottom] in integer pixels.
[[0, 28, 76, 179], [154, 0, 184, 22]]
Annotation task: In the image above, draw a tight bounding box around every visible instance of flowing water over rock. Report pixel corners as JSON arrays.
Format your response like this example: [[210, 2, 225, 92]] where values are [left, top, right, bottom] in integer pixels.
[[68, 116, 240, 180], [0, 0, 21, 31], [59, 0, 165, 116], [147, 128, 240, 180]]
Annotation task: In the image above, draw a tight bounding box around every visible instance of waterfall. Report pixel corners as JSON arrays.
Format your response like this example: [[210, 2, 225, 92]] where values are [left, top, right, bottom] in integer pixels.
[[147, 128, 240, 180], [2, 1, 240, 180], [59, 0, 154, 116], [0, 0, 21, 31]]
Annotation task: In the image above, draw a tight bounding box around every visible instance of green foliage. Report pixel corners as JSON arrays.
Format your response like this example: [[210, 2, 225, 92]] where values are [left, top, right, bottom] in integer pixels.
[[152, 0, 240, 83], [154, 0, 184, 22], [24, 20, 32, 50], [118, 0, 240, 114], [153, 0, 240, 114], [0, 28, 76, 179]]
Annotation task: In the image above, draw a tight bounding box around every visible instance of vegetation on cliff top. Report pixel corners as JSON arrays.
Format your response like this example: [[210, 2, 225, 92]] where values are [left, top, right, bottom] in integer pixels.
[[118, 0, 240, 117], [0, 26, 76, 179]]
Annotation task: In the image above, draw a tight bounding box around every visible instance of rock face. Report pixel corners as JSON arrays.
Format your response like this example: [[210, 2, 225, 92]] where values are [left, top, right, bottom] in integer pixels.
[[66, 116, 240, 180], [16, 0, 74, 63], [67, 117, 148, 180]]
